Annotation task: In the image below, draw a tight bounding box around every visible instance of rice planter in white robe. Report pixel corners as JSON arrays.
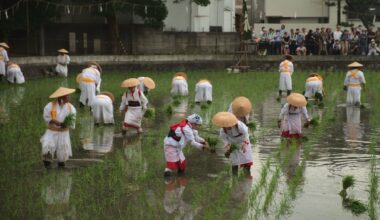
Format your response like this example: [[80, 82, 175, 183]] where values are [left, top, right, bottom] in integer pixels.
[[79, 67, 101, 106], [344, 69, 366, 105], [7, 64, 25, 84], [0, 47, 9, 76], [164, 121, 205, 169], [40, 102, 76, 162], [278, 60, 294, 91], [119, 87, 148, 129], [195, 81, 212, 102], [55, 54, 70, 77], [91, 95, 114, 124], [304, 76, 323, 99], [171, 79, 188, 96], [279, 103, 309, 138], [220, 121, 253, 166]]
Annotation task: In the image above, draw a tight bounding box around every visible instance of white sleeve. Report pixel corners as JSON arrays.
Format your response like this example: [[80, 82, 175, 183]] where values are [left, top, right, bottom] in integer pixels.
[[360, 72, 366, 84], [301, 107, 310, 121], [219, 129, 229, 145], [43, 103, 52, 124], [68, 104, 77, 129], [3, 50, 9, 62], [193, 130, 205, 143], [66, 55, 70, 65], [183, 126, 203, 149], [96, 77, 101, 92], [344, 72, 350, 86], [119, 94, 127, 111], [279, 103, 289, 120], [140, 92, 149, 109], [290, 62, 294, 74]]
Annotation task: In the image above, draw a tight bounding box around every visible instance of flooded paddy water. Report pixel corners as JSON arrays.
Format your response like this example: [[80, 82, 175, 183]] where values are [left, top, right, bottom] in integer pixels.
[[0, 70, 379, 219]]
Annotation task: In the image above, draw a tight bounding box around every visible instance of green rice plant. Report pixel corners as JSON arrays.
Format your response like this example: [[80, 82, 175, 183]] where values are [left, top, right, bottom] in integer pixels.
[[309, 116, 320, 126], [63, 113, 76, 127], [206, 136, 218, 153], [165, 105, 173, 115], [144, 108, 155, 119], [344, 199, 367, 215], [262, 168, 281, 212], [172, 99, 181, 106], [200, 104, 208, 109], [246, 122, 256, 130]]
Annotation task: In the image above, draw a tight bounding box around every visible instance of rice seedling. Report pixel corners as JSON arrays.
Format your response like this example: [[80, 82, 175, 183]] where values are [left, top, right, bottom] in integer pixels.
[[205, 136, 218, 153], [246, 122, 256, 130], [172, 99, 181, 106], [200, 103, 208, 109], [144, 108, 155, 118], [63, 113, 76, 127], [165, 105, 173, 115]]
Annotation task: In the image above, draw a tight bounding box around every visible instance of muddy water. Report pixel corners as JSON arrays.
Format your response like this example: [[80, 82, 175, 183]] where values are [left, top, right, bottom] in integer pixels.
[[0, 73, 379, 219]]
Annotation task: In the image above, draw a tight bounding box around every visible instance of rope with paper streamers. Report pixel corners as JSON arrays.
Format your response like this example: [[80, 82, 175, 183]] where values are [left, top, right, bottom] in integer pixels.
[[0, 0, 164, 18]]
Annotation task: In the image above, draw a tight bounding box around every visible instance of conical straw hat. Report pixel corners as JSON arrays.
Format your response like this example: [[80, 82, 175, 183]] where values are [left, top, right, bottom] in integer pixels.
[[347, 61, 363, 68], [49, 87, 76, 99], [173, 76, 186, 81], [287, 93, 307, 107], [76, 73, 82, 83], [198, 79, 210, 84], [175, 72, 187, 80], [87, 61, 102, 73], [0, 42, 9, 48], [121, 78, 140, 88], [142, 77, 156, 89], [231, 96, 252, 117], [57, 48, 69, 53], [212, 112, 238, 128], [100, 91, 115, 103]]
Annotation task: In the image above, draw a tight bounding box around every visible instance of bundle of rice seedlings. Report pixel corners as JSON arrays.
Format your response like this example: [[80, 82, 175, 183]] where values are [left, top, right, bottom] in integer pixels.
[[63, 113, 76, 127], [206, 137, 219, 153], [166, 105, 173, 115], [200, 104, 208, 109], [172, 99, 181, 106], [144, 108, 155, 118], [247, 122, 256, 130], [309, 116, 320, 126]]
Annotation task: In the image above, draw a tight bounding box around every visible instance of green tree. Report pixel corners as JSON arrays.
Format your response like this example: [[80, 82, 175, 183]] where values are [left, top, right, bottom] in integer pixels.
[[174, 0, 211, 7]]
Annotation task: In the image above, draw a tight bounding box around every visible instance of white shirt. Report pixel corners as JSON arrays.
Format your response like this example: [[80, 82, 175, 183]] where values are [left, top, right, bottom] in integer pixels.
[[344, 70, 366, 86], [43, 102, 77, 129], [119, 87, 148, 111], [164, 123, 204, 149], [333, 31, 342, 40]]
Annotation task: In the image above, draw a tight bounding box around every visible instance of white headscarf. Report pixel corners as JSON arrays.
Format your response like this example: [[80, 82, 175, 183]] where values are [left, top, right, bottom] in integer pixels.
[[187, 114, 203, 125]]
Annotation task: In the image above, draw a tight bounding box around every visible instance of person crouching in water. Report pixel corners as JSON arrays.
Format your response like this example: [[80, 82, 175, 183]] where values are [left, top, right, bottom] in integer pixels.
[[212, 112, 253, 176], [92, 91, 115, 125], [41, 87, 76, 168], [7, 61, 25, 84], [164, 114, 209, 177], [120, 78, 148, 134], [195, 79, 212, 104], [278, 93, 310, 143], [55, 49, 70, 77], [228, 96, 252, 125], [137, 76, 156, 95], [304, 73, 324, 104], [79, 62, 102, 107], [344, 62, 366, 106], [171, 72, 188, 96], [278, 55, 294, 97]]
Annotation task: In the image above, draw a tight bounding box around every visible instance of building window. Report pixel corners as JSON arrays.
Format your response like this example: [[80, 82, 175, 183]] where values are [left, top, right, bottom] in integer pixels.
[[69, 32, 76, 53]]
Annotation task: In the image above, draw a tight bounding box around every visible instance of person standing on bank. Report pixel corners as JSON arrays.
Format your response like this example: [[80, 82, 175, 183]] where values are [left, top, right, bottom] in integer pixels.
[[92, 91, 115, 125], [55, 49, 70, 77], [0, 42, 10, 80], [78, 62, 102, 107], [120, 78, 148, 134], [163, 114, 209, 177], [278, 55, 294, 97], [195, 79, 212, 104], [171, 72, 188, 97], [278, 93, 310, 140], [7, 61, 25, 84], [137, 76, 156, 95], [228, 96, 252, 125], [212, 112, 253, 176], [41, 87, 77, 168], [344, 62, 366, 106]]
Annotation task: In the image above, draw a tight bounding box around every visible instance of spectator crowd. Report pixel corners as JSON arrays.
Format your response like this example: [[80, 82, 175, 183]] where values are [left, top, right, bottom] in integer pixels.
[[253, 24, 380, 56]]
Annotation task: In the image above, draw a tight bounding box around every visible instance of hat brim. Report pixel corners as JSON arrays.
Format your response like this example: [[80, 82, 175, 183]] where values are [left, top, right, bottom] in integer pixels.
[[287, 93, 307, 107], [212, 112, 238, 128], [49, 87, 76, 99], [121, 78, 140, 88]]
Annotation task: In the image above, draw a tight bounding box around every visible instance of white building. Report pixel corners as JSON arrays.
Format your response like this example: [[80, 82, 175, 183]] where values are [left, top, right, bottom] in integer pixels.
[[164, 0, 236, 32]]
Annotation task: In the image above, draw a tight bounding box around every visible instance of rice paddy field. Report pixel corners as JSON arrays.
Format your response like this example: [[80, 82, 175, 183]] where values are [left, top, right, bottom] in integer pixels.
[[0, 69, 379, 219]]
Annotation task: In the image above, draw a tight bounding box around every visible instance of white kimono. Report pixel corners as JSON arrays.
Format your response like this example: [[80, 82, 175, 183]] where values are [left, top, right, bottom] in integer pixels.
[[171, 79, 188, 96], [119, 87, 148, 129], [164, 123, 204, 163], [304, 77, 323, 99], [0, 47, 9, 76], [7, 64, 25, 84], [40, 102, 76, 162], [79, 67, 101, 106], [55, 54, 70, 77], [344, 69, 366, 105], [278, 60, 294, 91], [220, 121, 253, 166], [195, 81, 212, 102], [279, 103, 309, 136], [92, 95, 114, 124]]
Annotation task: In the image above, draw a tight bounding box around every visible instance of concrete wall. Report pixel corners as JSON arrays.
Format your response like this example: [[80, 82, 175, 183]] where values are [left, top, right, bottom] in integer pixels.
[[130, 28, 240, 54], [265, 0, 328, 17]]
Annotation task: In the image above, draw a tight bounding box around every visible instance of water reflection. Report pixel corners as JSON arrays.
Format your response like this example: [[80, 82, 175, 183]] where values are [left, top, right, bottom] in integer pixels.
[[163, 177, 201, 218], [280, 146, 302, 183], [41, 172, 76, 219], [0, 86, 25, 123], [172, 98, 188, 119], [124, 135, 148, 178], [82, 126, 115, 154], [344, 106, 363, 146], [230, 177, 253, 202]]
